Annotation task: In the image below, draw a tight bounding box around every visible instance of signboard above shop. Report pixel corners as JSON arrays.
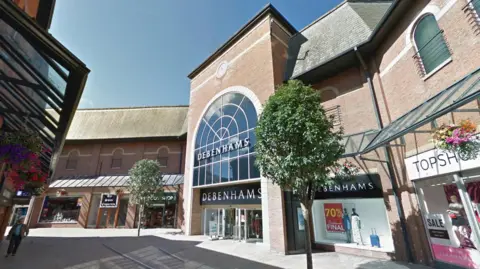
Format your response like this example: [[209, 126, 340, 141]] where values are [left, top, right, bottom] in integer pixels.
[[100, 193, 118, 208], [315, 174, 383, 199], [405, 148, 480, 180], [200, 183, 261, 205]]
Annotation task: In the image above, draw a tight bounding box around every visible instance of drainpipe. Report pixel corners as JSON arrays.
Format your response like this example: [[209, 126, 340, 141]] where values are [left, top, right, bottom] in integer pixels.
[[354, 47, 414, 263]]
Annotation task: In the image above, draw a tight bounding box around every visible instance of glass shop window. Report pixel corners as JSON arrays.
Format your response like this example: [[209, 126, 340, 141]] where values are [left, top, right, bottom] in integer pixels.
[[39, 196, 82, 223], [415, 176, 480, 269]]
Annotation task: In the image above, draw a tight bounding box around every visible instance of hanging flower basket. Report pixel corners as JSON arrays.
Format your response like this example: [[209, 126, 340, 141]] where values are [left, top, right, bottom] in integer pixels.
[[332, 160, 360, 181], [431, 120, 480, 161], [0, 129, 43, 164]]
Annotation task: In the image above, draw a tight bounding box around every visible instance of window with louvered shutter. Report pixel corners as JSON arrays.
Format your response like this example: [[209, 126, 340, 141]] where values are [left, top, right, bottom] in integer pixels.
[[414, 14, 451, 75]]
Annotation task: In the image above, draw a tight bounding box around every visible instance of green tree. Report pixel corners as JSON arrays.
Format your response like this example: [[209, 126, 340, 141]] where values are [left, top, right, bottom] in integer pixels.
[[255, 80, 345, 269], [127, 159, 164, 236]]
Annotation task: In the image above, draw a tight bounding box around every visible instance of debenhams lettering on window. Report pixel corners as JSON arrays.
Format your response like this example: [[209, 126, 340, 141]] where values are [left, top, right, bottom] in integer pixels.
[[197, 138, 250, 161]]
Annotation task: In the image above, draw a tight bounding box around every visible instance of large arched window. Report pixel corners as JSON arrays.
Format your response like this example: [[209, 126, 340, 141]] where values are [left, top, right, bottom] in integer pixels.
[[413, 14, 451, 75], [192, 93, 260, 186]]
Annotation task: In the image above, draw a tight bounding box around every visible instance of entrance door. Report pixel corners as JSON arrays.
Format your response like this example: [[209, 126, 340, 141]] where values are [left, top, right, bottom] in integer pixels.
[[224, 208, 235, 239], [235, 208, 247, 241], [97, 208, 116, 228]]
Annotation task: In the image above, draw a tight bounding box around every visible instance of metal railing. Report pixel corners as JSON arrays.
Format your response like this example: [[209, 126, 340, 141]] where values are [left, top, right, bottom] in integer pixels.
[[325, 105, 342, 128], [412, 30, 452, 77], [463, 0, 480, 35]]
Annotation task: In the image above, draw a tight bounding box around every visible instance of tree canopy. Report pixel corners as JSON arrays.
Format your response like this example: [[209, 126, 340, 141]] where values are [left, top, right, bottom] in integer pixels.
[[127, 159, 164, 207], [255, 79, 345, 203]]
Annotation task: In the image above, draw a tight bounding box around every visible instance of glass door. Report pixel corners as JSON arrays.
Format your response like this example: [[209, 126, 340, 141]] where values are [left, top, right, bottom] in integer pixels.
[[218, 208, 224, 238], [97, 208, 116, 228], [224, 208, 235, 239], [234, 208, 247, 241]]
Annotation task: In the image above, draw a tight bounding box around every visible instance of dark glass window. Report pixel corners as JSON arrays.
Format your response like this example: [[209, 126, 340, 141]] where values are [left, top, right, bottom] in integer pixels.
[[157, 157, 168, 167], [199, 166, 206, 186], [193, 93, 260, 186], [111, 158, 122, 169], [249, 154, 260, 179], [66, 158, 77, 170], [221, 161, 230, 182], [193, 168, 199, 187], [239, 156, 249, 180]]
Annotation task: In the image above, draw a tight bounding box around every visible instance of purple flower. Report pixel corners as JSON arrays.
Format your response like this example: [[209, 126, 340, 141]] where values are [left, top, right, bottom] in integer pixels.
[[0, 144, 31, 165], [445, 129, 472, 146]]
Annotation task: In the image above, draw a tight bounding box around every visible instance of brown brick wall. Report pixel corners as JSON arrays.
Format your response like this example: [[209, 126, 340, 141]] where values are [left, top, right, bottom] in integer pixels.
[[56, 140, 185, 178], [185, 16, 294, 253]]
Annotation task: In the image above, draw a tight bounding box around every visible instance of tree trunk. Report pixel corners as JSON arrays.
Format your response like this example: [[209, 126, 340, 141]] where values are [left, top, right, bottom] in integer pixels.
[[137, 204, 143, 237], [301, 202, 313, 269]]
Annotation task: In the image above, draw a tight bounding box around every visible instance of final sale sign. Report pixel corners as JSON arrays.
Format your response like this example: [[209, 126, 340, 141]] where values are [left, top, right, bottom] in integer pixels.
[[324, 203, 344, 233]]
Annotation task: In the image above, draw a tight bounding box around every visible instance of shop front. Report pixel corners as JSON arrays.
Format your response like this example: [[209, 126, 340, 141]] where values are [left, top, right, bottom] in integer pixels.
[[31, 174, 184, 229], [312, 174, 394, 254], [200, 182, 263, 243], [406, 148, 480, 269], [145, 192, 178, 228]]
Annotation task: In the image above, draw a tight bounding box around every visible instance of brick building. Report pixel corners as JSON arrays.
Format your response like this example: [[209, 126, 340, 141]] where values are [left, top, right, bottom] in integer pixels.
[[183, 1, 480, 268], [26, 106, 188, 229]]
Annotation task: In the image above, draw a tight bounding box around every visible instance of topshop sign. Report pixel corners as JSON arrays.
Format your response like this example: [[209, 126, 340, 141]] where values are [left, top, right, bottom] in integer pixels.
[[197, 138, 250, 161], [405, 148, 480, 180]]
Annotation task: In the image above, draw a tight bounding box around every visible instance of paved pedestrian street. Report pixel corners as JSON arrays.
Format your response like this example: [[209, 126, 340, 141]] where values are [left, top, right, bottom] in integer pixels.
[[0, 228, 431, 269]]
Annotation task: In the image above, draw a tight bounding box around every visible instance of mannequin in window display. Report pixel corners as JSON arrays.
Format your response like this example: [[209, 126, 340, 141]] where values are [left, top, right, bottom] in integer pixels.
[[351, 208, 363, 245], [342, 208, 352, 243], [447, 196, 476, 249], [253, 213, 261, 238]]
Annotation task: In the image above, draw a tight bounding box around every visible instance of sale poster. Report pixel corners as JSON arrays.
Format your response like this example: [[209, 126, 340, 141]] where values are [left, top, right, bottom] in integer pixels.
[[324, 203, 344, 232]]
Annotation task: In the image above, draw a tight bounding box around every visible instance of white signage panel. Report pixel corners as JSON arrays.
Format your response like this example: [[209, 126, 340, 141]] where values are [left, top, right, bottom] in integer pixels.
[[405, 148, 480, 180]]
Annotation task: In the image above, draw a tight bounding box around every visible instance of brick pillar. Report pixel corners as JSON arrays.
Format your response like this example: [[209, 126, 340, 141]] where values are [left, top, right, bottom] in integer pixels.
[[126, 202, 137, 228], [267, 182, 287, 254], [176, 186, 184, 229], [0, 206, 13, 241], [27, 196, 45, 228], [78, 192, 92, 228], [190, 188, 202, 235]]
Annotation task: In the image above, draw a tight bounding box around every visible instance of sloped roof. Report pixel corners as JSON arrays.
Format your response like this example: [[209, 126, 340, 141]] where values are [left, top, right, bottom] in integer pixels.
[[63, 106, 189, 140], [286, 0, 393, 79]]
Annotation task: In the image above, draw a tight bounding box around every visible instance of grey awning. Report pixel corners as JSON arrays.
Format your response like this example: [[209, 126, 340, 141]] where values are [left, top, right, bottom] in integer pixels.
[[362, 67, 480, 153], [49, 174, 184, 188]]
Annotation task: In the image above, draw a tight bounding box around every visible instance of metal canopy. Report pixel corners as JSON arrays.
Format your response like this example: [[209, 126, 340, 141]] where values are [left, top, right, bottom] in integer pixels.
[[342, 129, 380, 157], [1, 1, 90, 174], [49, 174, 185, 188], [362, 67, 480, 153]]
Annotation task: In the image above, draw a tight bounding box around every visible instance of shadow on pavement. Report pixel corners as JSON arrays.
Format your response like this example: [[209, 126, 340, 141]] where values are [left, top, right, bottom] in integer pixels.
[[0, 235, 283, 269]]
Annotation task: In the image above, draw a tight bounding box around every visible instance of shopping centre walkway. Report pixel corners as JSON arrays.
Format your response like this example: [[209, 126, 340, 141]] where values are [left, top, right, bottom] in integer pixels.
[[0, 228, 431, 269]]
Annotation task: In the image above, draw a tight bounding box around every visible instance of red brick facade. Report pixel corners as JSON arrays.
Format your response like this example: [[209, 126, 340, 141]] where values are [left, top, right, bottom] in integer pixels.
[[27, 139, 186, 229]]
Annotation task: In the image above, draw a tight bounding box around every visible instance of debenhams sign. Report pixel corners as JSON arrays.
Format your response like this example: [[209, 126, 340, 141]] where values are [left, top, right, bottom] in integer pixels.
[[197, 138, 250, 161], [200, 183, 261, 205]]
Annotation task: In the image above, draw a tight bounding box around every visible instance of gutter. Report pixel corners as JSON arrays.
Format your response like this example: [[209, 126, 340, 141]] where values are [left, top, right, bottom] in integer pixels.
[[354, 47, 414, 263]]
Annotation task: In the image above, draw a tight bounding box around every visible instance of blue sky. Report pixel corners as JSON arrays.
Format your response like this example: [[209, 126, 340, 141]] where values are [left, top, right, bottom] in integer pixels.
[[50, 0, 342, 109]]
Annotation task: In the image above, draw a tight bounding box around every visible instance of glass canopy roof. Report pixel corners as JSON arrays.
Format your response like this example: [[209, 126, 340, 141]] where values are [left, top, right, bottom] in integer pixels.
[[362, 67, 480, 153], [342, 130, 380, 157], [1, 1, 89, 174]]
